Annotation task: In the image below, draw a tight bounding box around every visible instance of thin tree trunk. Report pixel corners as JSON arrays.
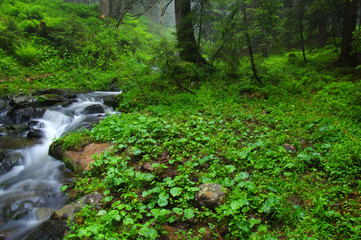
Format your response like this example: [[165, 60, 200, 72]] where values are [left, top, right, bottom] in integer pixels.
[[340, 0, 358, 65], [197, 0, 204, 49], [331, 18, 340, 60], [300, 17, 308, 63], [243, 4, 262, 85]]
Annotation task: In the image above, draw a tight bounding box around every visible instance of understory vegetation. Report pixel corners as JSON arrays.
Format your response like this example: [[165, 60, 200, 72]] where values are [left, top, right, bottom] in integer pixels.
[[59, 49, 361, 239], [1, 0, 361, 239], [0, 0, 166, 95]]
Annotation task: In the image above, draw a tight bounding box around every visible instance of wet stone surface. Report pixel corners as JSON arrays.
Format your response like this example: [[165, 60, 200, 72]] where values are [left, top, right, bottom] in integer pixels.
[[0, 90, 121, 239]]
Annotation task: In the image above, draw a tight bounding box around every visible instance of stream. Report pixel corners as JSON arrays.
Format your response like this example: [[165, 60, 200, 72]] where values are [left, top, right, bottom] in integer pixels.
[[0, 91, 120, 239]]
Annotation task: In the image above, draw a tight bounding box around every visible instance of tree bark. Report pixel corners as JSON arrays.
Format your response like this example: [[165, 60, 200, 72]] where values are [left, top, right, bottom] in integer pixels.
[[243, 4, 262, 85], [340, 0, 358, 66], [174, 0, 206, 64], [300, 17, 308, 63]]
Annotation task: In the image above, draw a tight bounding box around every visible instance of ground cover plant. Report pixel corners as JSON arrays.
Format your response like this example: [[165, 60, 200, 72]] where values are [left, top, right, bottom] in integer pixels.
[[1, 0, 361, 239], [0, 0, 165, 95], [60, 49, 361, 239]]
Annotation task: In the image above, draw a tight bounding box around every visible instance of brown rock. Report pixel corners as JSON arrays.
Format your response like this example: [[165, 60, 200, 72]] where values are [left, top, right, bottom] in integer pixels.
[[25, 192, 103, 240], [50, 143, 113, 171], [142, 162, 153, 172], [282, 144, 296, 152]]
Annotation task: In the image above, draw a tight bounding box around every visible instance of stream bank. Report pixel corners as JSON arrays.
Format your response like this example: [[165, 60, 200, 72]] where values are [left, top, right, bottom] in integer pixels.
[[0, 90, 120, 239]]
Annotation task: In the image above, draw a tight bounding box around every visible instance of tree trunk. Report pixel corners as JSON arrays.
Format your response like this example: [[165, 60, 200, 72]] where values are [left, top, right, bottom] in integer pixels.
[[99, 0, 110, 18], [331, 17, 340, 60], [174, 0, 206, 64], [197, 0, 205, 49], [243, 4, 262, 85], [340, 0, 358, 66], [300, 16, 308, 63]]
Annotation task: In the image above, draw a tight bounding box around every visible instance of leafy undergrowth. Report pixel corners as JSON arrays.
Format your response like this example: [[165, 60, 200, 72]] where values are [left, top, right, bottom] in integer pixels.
[[0, 0, 170, 95], [62, 51, 361, 239]]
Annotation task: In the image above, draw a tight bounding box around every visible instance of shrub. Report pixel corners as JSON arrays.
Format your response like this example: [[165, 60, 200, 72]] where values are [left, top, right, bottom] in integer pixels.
[[14, 43, 39, 66]]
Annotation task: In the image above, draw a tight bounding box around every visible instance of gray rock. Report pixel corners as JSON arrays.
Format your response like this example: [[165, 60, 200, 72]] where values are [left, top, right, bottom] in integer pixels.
[[7, 108, 45, 124], [27, 120, 44, 129], [103, 95, 119, 109], [8, 124, 29, 131], [0, 151, 23, 174], [194, 183, 226, 210], [35, 208, 55, 220], [35, 94, 69, 107], [25, 192, 103, 240], [9, 95, 37, 108], [27, 129, 42, 139], [82, 104, 105, 114], [0, 98, 8, 110], [48, 142, 64, 161]]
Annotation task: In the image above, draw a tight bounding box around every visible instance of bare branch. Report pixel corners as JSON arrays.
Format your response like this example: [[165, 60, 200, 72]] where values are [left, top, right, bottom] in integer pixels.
[[161, 0, 173, 17], [115, 0, 139, 29], [132, 0, 159, 19]]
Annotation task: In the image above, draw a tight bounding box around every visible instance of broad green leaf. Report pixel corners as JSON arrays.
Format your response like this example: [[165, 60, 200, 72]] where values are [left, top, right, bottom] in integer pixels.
[[103, 196, 113, 202], [225, 165, 236, 173], [188, 187, 200, 192], [236, 172, 250, 180], [158, 198, 168, 207], [263, 198, 275, 213], [170, 187, 182, 196], [139, 227, 158, 239], [97, 210, 107, 216], [184, 208, 195, 219], [237, 220, 250, 232], [172, 207, 183, 215], [123, 218, 134, 225], [231, 198, 249, 210]]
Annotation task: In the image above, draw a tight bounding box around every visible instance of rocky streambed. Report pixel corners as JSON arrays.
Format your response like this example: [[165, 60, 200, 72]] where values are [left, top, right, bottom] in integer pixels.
[[0, 90, 121, 240]]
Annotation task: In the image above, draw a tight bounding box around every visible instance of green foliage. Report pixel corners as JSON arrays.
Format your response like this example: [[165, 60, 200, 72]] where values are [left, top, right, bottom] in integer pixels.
[[1, 0, 361, 239], [62, 48, 361, 239], [0, 0, 171, 95], [14, 43, 40, 65], [56, 128, 91, 151]]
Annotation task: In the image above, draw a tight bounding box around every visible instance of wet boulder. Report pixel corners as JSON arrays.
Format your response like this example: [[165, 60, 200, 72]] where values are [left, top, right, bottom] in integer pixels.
[[194, 183, 226, 210], [27, 129, 42, 139], [8, 124, 29, 131], [7, 108, 45, 124], [0, 98, 8, 110], [103, 95, 120, 109], [26, 121, 44, 139], [25, 192, 103, 240], [9, 93, 70, 109], [82, 104, 105, 114], [0, 151, 23, 175], [48, 142, 64, 161], [35, 94, 70, 107], [27, 120, 44, 129], [9, 95, 37, 108]]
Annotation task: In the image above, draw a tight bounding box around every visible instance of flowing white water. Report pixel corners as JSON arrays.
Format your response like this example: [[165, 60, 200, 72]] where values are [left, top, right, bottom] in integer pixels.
[[0, 91, 120, 239]]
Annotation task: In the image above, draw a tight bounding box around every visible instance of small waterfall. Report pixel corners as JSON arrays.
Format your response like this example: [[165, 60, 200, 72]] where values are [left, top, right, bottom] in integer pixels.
[[0, 91, 120, 239]]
